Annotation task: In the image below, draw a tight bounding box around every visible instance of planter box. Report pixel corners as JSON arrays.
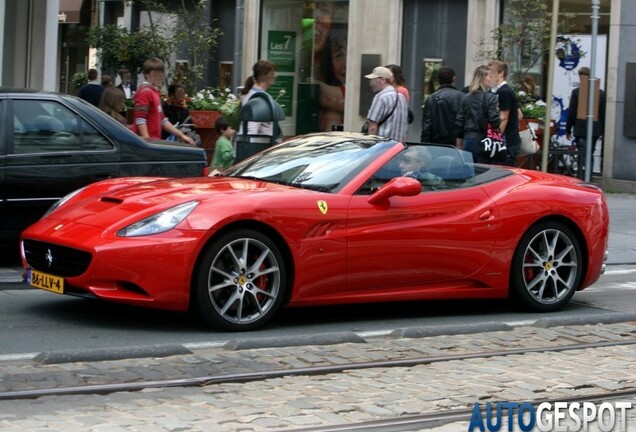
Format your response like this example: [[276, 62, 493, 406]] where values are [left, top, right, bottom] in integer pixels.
[[190, 110, 222, 129], [190, 110, 222, 165]]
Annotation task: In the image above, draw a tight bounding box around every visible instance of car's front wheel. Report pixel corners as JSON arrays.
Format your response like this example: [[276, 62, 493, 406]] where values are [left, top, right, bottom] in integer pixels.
[[193, 229, 286, 331], [511, 221, 582, 312]]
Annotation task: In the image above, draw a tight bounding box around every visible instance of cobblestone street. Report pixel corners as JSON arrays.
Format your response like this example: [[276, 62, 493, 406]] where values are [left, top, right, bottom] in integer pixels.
[[1, 322, 635, 431]]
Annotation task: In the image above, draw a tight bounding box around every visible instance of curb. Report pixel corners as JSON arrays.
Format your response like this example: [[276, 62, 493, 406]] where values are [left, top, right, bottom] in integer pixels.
[[24, 312, 636, 365], [34, 344, 193, 365]]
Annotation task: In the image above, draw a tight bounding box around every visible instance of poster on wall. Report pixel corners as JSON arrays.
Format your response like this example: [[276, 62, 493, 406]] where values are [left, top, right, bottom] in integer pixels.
[[550, 34, 607, 149], [268, 31, 296, 73], [267, 75, 294, 117], [422, 58, 443, 105]]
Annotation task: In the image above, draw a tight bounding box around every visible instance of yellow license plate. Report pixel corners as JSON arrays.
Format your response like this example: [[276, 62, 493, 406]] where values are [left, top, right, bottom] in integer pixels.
[[28, 269, 64, 294]]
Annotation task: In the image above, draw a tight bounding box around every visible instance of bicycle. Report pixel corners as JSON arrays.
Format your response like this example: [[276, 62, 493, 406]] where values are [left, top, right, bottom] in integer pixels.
[[547, 135, 579, 177], [166, 115, 202, 147]]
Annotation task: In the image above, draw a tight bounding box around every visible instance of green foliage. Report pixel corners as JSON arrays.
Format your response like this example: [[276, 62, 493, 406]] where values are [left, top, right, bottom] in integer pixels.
[[127, 0, 223, 94], [71, 72, 88, 88], [169, 1, 222, 93], [188, 87, 240, 119], [477, 0, 579, 84], [86, 24, 172, 75], [516, 90, 547, 119]]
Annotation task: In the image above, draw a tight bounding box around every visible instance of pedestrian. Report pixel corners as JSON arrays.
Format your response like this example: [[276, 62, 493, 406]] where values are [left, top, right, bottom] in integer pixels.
[[162, 83, 190, 139], [101, 75, 113, 88], [455, 65, 501, 163], [363, 66, 408, 142], [211, 116, 235, 171], [488, 60, 521, 164], [385, 64, 410, 103], [130, 58, 194, 144], [78, 68, 105, 107], [239, 60, 279, 140], [566, 67, 606, 179], [116, 68, 135, 100], [421, 66, 463, 144], [386, 63, 414, 125], [521, 74, 540, 102], [98, 86, 127, 125]]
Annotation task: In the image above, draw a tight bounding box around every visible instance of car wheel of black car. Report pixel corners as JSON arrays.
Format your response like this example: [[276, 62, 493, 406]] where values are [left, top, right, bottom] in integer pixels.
[[193, 229, 287, 331], [511, 221, 582, 312]]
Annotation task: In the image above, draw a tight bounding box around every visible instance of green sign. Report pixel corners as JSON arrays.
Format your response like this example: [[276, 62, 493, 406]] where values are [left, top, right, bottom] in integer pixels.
[[268, 31, 296, 73], [267, 75, 293, 117]]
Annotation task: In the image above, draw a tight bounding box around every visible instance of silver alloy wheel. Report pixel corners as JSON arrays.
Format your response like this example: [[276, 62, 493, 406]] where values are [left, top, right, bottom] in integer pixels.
[[521, 228, 578, 305], [206, 237, 281, 325]]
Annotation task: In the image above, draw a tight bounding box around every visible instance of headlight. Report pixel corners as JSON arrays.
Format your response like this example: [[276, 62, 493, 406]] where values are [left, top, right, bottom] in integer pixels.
[[117, 201, 199, 237], [42, 187, 86, 218]]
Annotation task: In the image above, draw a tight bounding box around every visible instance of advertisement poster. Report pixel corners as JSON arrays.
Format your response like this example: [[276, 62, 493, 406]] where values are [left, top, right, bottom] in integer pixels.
[[422, 58, 444, 105], [550, 34, 607, 148], [268, 75, 294, 117], [267, 31, 296, 73]]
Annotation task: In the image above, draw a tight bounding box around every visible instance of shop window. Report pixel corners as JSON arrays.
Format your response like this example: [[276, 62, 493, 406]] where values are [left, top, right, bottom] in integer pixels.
[[261, 1, 349, 135]]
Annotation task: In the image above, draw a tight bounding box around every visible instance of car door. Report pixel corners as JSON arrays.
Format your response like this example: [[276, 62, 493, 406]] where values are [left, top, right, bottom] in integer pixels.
[[345, 148, 499, 293], [3, 97, 120, 237]]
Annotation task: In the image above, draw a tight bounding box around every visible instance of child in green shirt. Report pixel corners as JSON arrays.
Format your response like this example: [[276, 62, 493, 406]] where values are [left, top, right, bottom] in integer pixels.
[[211, 116, 236, 170]]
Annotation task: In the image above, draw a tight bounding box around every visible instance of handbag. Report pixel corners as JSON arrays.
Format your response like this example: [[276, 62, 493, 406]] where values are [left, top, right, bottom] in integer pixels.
[[479, 93, 507, 163], [519, 118, 540, 156], [479, 124, 508, 163]]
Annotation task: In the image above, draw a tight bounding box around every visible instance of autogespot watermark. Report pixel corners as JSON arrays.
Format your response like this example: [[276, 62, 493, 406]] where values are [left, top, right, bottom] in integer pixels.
[[468, 401, 633, 431]]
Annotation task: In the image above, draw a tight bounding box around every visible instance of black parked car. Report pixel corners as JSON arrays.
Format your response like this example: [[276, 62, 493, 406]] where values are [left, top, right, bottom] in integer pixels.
[[0, 88, 208, 243]]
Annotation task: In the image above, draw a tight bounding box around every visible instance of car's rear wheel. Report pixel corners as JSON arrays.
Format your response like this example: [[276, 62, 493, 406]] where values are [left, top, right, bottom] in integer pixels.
[[511, 221, 582, 312], [193, 229, 286, 331]]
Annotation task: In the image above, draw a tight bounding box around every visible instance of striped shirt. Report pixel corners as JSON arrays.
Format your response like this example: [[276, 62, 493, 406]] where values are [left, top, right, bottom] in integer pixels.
[[367, 86, 408, 142]]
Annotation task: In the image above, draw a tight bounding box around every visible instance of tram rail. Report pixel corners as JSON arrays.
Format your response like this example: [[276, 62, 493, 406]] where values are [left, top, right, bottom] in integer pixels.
[[2, 338, 635, 402]]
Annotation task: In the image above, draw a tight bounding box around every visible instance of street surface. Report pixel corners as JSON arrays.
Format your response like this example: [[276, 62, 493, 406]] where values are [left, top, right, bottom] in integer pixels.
[[0, 322, 635, 431], [0, 193, 634, 431]]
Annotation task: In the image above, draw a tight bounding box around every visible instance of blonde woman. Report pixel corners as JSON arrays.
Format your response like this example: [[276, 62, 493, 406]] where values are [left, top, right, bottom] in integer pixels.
[[454, 65, 501, 163]]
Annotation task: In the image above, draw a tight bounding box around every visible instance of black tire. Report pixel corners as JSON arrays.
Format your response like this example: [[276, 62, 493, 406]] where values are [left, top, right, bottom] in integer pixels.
[[511, 221, 583, 312], [193, 229, 287, 331]]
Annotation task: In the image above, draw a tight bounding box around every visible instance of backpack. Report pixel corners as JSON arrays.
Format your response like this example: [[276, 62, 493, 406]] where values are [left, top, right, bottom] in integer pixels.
[[430, 93, 455, 144]]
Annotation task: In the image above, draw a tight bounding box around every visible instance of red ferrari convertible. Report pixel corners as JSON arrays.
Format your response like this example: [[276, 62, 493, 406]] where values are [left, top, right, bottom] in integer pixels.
[[20, 133, 609, 330]]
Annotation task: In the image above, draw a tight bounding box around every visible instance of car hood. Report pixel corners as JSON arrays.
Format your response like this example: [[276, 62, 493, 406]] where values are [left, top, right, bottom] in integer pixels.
[[102, 176, 296, 202], [47, 176, 303, 230]]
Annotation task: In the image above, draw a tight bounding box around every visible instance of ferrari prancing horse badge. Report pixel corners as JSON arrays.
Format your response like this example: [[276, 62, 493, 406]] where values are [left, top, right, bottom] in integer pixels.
[[317, 200, 328, 215]]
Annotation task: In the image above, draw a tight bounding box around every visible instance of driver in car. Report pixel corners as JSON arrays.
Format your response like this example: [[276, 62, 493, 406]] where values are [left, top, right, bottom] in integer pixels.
[[398, 146, 443, 187]]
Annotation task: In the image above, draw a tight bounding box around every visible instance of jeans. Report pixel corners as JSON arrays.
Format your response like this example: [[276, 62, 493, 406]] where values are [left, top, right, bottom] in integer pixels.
[[575, 136, 599, 179]]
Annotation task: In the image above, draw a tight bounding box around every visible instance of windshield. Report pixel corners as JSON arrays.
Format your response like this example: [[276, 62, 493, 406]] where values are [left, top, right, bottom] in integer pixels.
[[225, 133, 396, 193]]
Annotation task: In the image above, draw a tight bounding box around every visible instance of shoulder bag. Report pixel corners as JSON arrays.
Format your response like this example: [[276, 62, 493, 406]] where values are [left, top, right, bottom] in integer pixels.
[[479, 93, 508, 163], [362, 92, 399, 134], [519, 117, 541, 156]]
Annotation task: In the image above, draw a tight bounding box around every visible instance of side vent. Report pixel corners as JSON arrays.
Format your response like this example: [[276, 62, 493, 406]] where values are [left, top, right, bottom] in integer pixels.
[[100, 197, 124, 204], [305, 223, 337, 238]]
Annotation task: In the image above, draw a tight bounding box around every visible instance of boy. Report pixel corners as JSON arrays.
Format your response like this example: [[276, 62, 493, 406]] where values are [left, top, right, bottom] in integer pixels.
[[212, 116, 235, 170], [131, 58, 193, 144]]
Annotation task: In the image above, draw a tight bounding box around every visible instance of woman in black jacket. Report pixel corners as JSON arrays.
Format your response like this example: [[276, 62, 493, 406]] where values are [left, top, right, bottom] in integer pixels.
[[455, 65, 501, 163]]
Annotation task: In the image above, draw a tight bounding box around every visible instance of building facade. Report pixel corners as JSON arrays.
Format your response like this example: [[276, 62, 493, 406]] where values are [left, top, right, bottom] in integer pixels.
[[2, 0, 634, 182]]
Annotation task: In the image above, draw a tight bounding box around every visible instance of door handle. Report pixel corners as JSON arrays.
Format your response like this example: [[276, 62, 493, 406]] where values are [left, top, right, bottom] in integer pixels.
[[478, 209, 495, 221]]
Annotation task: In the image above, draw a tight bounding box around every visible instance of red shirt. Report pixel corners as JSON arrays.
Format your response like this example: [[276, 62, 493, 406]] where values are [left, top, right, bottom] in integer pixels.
[[131, 83, 165, 139]]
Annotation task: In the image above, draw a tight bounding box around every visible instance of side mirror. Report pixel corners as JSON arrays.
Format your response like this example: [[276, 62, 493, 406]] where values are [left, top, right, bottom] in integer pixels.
[[367, 177, 421, 205]]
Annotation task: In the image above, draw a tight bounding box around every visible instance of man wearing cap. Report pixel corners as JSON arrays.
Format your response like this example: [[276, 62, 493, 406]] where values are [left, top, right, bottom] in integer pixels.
[[364, 66, 408, 142]]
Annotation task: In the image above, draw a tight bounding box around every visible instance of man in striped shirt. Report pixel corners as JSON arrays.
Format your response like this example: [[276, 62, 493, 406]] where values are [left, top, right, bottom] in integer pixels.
[[364, 66, 408, 142]]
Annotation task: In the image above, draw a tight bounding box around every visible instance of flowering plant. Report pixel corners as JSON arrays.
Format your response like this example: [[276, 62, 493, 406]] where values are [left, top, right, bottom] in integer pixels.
[[516, 90, 547, 120], [187, 86, 241, 119], [71, 72, 88, 89]]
